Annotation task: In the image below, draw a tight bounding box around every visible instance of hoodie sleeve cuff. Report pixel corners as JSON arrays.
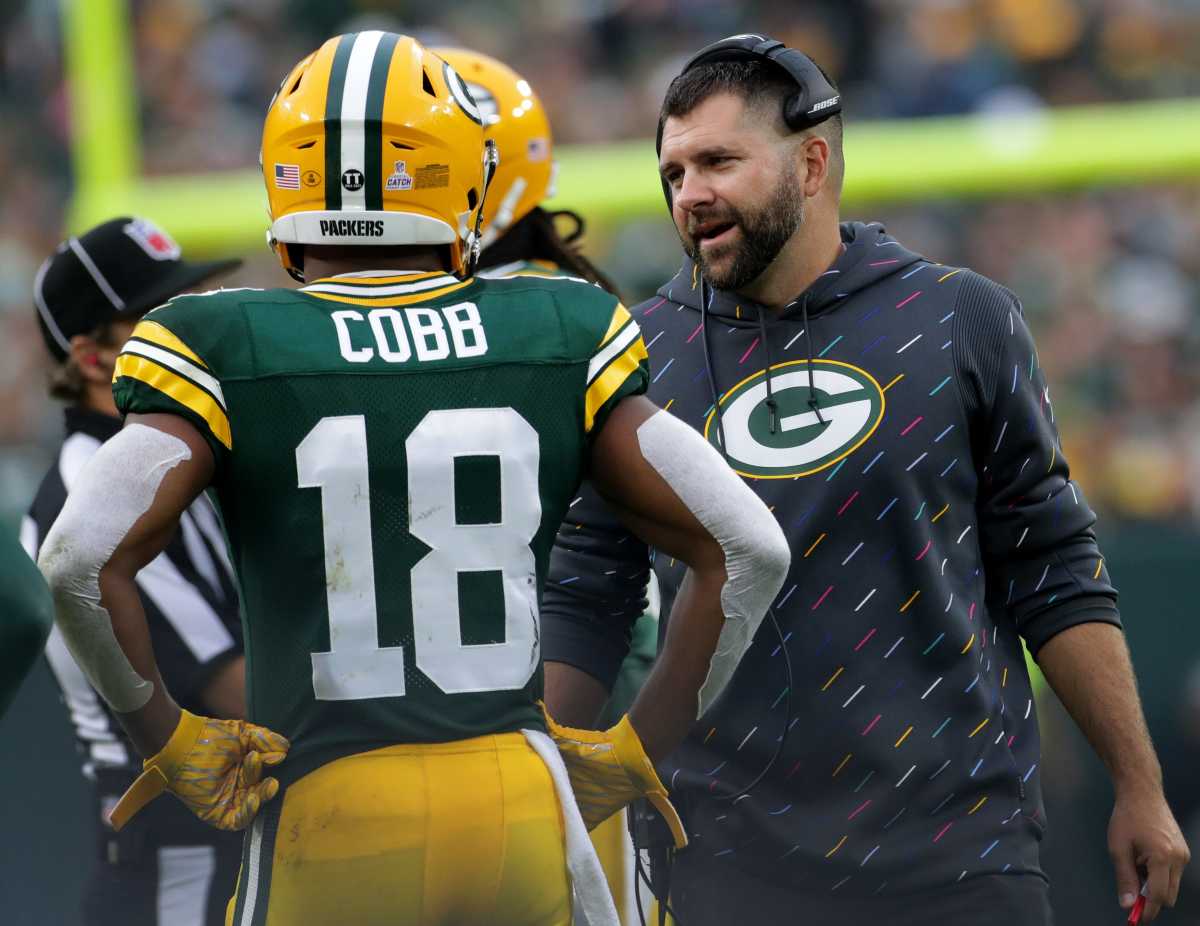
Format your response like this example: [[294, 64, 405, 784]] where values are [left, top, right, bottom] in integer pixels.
[[542, 618, 629, 692], [1025, 595, 1122, 659]]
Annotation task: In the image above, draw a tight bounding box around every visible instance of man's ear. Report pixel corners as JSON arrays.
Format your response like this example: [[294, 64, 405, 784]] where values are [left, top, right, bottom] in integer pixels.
[[799, 135, 831, 198], [68, 333, 111, 384]]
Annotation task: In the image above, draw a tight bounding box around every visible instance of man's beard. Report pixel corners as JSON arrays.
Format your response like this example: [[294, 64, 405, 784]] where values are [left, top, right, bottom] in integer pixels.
[[683, 167, 804, 293]]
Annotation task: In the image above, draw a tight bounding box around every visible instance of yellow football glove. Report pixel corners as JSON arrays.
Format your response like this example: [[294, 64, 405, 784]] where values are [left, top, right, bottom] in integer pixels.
[[108, 709, 289, 832], [542, 705, 688, 849]]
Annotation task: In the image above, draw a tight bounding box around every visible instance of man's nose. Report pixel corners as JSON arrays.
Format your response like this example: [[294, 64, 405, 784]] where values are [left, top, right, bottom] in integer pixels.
[[674, 171, 714, 217]]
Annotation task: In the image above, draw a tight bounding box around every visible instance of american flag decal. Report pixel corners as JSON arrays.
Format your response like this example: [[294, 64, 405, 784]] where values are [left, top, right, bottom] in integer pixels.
[[274, 163, 301, 190]]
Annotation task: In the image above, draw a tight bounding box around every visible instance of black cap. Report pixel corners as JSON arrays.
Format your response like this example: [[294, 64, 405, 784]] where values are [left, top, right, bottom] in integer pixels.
[[33, 217, 242, 362]]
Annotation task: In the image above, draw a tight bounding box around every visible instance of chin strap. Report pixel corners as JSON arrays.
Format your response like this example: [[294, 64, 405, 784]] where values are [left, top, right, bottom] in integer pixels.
[[464, 139, 500, 278]]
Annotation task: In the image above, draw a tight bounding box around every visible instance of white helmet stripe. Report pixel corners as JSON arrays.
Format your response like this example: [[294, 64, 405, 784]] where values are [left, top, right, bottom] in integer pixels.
[[339, 30, 384, 212]]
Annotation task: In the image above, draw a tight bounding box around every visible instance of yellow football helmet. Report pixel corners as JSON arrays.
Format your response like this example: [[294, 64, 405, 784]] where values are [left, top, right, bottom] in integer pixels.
[[262, 33, 493, 281], [432, 48, 554, 249]]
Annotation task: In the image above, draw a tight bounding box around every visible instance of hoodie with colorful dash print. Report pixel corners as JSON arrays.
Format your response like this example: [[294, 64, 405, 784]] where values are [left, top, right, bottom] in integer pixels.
[[542, 221, 1120, 897]]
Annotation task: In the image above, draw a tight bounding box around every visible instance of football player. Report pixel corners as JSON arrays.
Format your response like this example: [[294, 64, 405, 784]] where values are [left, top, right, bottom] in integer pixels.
[[38, 33, 790, 926], [0, 529, 53, 717], [433, 47, 618, 292]]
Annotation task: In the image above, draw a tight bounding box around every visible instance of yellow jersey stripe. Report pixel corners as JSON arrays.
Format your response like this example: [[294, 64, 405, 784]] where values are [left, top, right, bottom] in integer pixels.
[[598, 303, 633, 349], [584, 337, 649, 433], [113, 354, 232, 450], [302, 280, 472, 307], [132, 320, 209, 370]]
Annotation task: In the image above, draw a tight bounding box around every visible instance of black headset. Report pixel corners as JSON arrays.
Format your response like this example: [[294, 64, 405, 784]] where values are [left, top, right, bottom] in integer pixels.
[[655, 33, 842, 209]]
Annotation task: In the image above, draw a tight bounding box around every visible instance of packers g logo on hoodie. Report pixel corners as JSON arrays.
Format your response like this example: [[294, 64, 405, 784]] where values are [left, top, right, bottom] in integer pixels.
[[704, 360, 885, 479]]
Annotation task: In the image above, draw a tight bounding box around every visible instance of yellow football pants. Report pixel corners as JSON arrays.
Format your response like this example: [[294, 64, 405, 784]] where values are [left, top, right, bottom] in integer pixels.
[[590, 810, 631, 923], [225, 733, 571, 926]]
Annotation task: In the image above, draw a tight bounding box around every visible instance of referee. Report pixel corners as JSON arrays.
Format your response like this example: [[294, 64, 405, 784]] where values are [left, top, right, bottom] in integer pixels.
[[22, 217, 244, 926]]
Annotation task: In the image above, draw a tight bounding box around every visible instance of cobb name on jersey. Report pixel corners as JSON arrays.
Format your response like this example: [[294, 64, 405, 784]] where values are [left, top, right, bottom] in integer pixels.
[[328, 301, 488, 364]]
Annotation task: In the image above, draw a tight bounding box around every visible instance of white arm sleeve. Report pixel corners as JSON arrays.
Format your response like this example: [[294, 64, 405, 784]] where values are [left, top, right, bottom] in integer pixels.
[[38, 424, 192, 713], [635, 410, 790, 716]]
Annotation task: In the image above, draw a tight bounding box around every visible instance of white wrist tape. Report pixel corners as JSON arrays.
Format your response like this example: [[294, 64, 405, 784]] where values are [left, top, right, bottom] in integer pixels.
[[38, 424, 191, 713], [636, 410, 790, 716]]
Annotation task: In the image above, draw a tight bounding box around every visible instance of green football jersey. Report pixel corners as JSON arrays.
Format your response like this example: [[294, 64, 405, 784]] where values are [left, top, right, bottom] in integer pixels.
[[113, 270, 648, 785]]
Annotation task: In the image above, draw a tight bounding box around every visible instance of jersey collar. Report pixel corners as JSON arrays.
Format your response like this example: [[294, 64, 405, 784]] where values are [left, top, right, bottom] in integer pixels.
[[299, 270, 473, 306]]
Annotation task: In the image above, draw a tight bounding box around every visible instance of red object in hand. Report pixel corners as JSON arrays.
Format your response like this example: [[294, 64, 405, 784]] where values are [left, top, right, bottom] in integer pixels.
[[1127, 885, 1148, 925]]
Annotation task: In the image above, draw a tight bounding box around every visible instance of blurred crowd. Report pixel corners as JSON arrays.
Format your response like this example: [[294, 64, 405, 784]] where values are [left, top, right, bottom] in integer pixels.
[[1, 2, 1200, 922], [1, 0, 1199, 529]]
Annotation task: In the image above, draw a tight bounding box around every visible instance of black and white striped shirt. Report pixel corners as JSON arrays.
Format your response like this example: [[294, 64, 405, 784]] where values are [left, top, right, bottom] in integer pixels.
[[23, 407, 243, 779]]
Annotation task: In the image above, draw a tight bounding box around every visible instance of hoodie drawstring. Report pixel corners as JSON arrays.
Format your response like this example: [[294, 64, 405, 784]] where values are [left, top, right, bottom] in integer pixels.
[[756, 305, 779, 434], [802, 294, 827, 425], [707, 283, 824, 446], [700, 277, 730, 459]]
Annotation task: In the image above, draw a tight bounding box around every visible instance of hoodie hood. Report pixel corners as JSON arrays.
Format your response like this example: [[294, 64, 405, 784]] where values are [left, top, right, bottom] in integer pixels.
[[658, 221, 926, 323]]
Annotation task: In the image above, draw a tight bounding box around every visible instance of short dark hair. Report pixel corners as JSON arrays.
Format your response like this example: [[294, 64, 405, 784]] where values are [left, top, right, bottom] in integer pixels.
[[659, 59, 845, 195]]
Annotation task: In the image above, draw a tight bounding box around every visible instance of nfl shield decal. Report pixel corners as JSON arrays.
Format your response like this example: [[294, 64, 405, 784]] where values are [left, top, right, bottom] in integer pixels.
[[705, 360, 885, 478], [123, 218, 182, 261]]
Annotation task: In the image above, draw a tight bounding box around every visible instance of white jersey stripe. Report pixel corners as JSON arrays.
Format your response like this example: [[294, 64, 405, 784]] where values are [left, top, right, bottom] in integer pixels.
[[339, 30, 385, 212], [325, 270, 437, 279], [121, 340, 227, 410], [302, 275, 459, 297], [587, 321, 641, 385], [238, 816, 265, 926]]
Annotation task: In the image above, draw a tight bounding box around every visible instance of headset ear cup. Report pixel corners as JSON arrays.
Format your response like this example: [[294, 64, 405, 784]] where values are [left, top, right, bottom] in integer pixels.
[[782, 90, 809, 131]]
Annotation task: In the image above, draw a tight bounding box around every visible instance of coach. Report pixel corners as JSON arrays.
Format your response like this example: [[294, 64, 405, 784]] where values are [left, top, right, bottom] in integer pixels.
[[23, 218, 244, 926], [542, 35, 1189, 924]]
